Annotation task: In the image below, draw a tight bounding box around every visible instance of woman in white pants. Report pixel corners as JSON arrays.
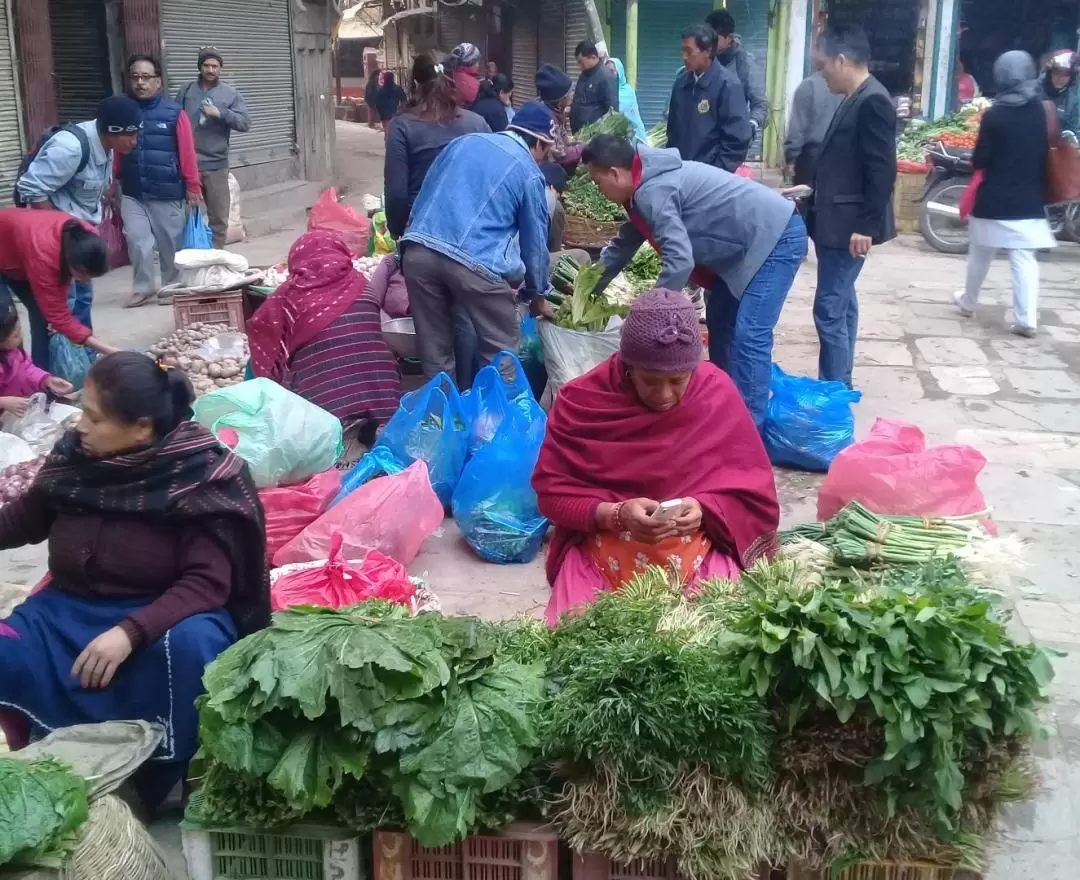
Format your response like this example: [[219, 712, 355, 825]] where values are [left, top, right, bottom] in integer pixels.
[[956, 51, 1054, 338]]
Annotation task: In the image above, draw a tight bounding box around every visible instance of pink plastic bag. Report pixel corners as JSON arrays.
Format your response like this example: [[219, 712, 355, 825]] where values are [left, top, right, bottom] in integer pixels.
[[308, 187, 371, 257], [99, 203, 129, 269], [271, 533, 415, 612], [817, 418, 990, 523], [274, 460, 444, 567], [259, 470, 342, 561]]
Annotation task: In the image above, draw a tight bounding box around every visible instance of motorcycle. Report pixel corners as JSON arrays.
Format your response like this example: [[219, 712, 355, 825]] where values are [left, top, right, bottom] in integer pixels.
[[919, 139, 1080, 254]]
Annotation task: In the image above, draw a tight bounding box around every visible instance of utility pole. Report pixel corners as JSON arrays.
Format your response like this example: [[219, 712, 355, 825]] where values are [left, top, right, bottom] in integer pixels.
[[581, 0, 609, 58]]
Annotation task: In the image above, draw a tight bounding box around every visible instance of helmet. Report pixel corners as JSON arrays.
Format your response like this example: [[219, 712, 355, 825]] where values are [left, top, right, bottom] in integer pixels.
[[1047, 51, 1078, 72]]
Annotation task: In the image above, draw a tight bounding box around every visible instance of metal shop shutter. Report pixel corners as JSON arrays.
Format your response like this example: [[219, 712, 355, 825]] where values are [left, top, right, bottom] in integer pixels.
[[539, 0, 565, 69], [564, 0, 589, 83], [50, 0, 113, 123], [511, 8, 539, 105], [159, 0, 296, 167], [611, 0, 714, 127], [0, 0, 23, 206]]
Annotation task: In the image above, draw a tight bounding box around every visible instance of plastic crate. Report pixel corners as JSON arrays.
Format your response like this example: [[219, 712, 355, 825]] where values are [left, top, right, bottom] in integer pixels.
[[373, 824, 559, 880], [572, 853, 676, 880], [182, 824, 362, 880], [174, 289, 246, 331], [892, 170, 926, 235], [787, 862, 980, 880]]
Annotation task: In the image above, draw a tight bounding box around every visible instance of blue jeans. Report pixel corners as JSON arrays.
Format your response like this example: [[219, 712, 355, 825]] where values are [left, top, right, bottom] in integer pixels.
[[0, 277, 92, 372], [707, 214, 807, 429], [813, 247, 865, 386]]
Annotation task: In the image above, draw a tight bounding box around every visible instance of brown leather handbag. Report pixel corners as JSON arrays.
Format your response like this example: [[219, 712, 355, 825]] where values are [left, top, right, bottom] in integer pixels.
[[1044, 100, 1080, 204]]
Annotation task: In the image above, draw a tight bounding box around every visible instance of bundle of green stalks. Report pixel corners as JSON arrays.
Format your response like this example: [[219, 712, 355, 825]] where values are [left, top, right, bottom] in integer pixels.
[[828, 502, 982, 565]]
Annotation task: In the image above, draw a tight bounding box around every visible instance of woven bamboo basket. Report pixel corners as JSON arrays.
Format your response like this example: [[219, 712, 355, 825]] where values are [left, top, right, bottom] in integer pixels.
[[563, 213, 623, 248]]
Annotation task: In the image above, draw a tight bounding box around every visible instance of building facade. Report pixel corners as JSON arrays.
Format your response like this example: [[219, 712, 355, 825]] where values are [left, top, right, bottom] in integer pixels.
[[0, 0, 337, 208]]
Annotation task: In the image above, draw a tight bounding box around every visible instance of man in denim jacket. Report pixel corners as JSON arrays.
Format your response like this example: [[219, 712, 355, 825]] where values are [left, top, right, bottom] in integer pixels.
[[16, 95, 141, 330], [400, 101, 554, 382]]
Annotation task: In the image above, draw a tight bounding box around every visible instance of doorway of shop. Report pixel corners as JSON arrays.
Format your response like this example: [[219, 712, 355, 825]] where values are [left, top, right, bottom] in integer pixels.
[[49, 0, 119, 123]]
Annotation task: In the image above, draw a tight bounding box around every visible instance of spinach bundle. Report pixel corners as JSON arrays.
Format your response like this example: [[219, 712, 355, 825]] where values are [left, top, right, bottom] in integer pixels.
[[573, 111, 634, 143], [564, 170, 627, 222], [0, 758, 89, 869], [624, 244, 662, 290], [195, 602, 545, 846]]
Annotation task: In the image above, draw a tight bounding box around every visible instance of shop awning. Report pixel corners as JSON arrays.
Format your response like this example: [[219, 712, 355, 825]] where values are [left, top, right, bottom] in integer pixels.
[[339, 2, 383, 40], [379, 6, 436, 28]]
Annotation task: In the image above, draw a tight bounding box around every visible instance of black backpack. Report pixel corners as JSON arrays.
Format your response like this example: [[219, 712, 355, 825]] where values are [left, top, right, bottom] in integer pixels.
[[13, 124, 92, 207]]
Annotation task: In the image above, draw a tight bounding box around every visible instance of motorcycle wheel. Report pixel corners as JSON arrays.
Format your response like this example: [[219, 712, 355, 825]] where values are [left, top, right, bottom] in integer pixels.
[[919, 180, 970, 255]]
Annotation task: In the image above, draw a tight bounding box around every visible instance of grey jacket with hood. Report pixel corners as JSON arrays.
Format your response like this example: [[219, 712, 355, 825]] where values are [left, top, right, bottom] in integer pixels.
[[716, 36, 769, 131], [599, 145, 795, 299]]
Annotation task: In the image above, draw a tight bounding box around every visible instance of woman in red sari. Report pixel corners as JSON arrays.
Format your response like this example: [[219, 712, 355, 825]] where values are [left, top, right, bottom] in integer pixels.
[[247, 231, 401, 441], [533, 288, 779, 625]]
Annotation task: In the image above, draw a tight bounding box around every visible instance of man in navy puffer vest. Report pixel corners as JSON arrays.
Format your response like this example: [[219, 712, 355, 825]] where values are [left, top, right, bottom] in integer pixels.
[[119, 54, 202, 308]]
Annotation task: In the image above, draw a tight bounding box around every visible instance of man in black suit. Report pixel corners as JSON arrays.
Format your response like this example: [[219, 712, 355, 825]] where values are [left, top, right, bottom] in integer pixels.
[[803, 25, 896, 387]]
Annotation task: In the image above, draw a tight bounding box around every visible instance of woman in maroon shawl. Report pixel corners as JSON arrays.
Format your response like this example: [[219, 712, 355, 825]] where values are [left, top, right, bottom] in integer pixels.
[[247, 231, 401, 440], [533, 288, 779, 625]]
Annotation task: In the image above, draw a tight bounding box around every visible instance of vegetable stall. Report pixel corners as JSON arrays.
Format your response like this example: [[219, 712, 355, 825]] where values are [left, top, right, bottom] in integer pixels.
[[179, 506, 1054, 880]]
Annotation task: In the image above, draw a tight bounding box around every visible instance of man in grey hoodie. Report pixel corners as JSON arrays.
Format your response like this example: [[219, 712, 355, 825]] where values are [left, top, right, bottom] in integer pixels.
[[583, 134, 806, 430], [706, 10, 769, 136], [176, 48, 251, 247]]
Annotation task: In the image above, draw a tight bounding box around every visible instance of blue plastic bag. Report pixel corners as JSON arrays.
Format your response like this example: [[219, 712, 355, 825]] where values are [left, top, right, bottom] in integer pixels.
[[764, 365, 862, 472], [48, 334, 94, 391], [462, 350, 538, 457], [376, 372, 470, 506], [452, 400, 549, 564], [333, 446, 406, 506], [518, 314, 547, 401], [182, 208, 214, 250]]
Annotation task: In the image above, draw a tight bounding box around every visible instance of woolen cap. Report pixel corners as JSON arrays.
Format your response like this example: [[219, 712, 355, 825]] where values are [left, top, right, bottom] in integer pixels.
[[508, 101, 556, 144], [198, 47, 224, 67], [96, 95, 143, 133], [620, 288, 703, 374], [536, 64, 572, 103]]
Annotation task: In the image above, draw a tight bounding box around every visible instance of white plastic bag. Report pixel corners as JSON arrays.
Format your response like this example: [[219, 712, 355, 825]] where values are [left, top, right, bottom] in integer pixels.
[[226, 173, 246, 244], [0, 433, 37, 468], [538, 317, 623, 392], [173, 248, 251, 290], [1, 394, 82, 455], [192, 378, 344, 488]]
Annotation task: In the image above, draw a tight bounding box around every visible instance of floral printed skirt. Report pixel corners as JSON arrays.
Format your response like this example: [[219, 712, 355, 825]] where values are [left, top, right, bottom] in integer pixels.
[[587, 529, 712, 591]]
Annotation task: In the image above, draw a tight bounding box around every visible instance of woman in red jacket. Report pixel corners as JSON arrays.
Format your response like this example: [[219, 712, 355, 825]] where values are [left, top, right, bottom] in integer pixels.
[[0, 208, 119, 370]]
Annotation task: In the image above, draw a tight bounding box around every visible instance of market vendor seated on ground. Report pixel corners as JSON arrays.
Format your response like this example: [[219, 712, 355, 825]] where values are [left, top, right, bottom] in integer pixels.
[[247, 230, 402, 446], [532, 288, 780, 625], [0, 353, 269, 812]]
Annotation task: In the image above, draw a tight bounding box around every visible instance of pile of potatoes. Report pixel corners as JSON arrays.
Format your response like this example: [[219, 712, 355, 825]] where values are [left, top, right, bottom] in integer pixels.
[[148, 322, 249, 397]]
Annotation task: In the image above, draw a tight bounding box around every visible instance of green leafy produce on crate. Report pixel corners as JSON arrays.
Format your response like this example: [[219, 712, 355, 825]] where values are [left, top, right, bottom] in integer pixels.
[[193, 601, 544, 847], [564, 169, 627, 222], [0, 757, 89, 869], [573, 110, 635, 143]]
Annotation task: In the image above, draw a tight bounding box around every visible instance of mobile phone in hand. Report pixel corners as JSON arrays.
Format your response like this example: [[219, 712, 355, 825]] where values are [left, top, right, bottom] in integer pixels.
[[651, 498, 684, 521]]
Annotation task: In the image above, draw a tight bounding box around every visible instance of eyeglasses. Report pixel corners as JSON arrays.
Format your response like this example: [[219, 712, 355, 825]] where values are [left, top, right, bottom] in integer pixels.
[[129, 73, 158, 82]]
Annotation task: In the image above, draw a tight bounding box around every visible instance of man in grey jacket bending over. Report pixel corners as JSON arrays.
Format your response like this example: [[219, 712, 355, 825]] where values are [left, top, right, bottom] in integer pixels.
[[176, 48, 251, 247], [584, 135, 807, 430]]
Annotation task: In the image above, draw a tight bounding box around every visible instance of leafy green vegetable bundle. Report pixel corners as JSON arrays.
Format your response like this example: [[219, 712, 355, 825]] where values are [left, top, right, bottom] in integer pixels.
[[624, 243, 662, 290], [0, 757, 89, 869], [549, 257, 628, 332], [564, 170, 627, 222], [573, 111, 634, 143], [194, 601, 544, 846]]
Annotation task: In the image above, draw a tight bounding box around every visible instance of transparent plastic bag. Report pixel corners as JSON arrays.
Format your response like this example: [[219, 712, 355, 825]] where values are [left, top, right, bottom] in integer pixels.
[[764, 365, 862, 472], [538, 318, 623, 393], [259, 470, 343, 561], [376, 372, 469, 506], [270, 533, 414, 612], [192, 378, 343, 488], [451, 401, 549, 564], [2, 394, 81, 456], [817, 418, 990, 522], [274, 460, 444, 567]]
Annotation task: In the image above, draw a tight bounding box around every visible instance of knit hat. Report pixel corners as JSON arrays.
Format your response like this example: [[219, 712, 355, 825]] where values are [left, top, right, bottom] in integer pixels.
[[508, 101, 556, 144], [451, 42, 481, 67], [198, 47, 224, 67], [95, 95, 142, 134], [536, 64, 572, 104], [620, 288, 703, 374]]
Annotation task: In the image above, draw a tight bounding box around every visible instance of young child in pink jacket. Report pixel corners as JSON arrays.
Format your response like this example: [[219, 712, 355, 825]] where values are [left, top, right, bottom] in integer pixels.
[[0, 298, 74, 414]]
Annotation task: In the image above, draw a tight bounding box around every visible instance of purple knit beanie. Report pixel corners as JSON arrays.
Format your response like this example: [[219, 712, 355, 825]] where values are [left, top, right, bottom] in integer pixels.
[[620, 288, 702, 373]]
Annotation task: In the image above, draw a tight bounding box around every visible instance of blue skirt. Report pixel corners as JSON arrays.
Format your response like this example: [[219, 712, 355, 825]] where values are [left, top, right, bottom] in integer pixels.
[[0, 589, 235, 770]]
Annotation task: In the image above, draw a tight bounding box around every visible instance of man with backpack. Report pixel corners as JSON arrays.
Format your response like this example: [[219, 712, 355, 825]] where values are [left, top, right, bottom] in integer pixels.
[[15, 95, 142, 327]]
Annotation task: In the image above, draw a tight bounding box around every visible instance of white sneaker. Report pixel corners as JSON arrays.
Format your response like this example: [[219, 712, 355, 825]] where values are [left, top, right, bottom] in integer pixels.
[[953, 290, 974, 318], [1010, 324, 1037, 339]]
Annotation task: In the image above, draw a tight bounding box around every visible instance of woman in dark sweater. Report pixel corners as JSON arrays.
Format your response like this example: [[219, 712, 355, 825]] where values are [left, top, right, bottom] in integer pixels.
[[374, 71, 406, 129], [956, 51, 1055, 338], [0, 352, 268, 811]]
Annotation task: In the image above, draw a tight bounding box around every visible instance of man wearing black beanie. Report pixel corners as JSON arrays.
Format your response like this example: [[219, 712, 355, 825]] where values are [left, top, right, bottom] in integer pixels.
[[176, 48, 251, 247]]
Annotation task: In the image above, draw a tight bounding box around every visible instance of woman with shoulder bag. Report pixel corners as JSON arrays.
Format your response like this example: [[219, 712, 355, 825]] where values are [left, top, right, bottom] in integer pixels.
[[954, 51, 1055, 338]]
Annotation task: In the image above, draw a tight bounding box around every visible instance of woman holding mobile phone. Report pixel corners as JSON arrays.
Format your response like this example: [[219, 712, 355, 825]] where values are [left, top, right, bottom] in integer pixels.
[[532, 288, 780, 625]]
